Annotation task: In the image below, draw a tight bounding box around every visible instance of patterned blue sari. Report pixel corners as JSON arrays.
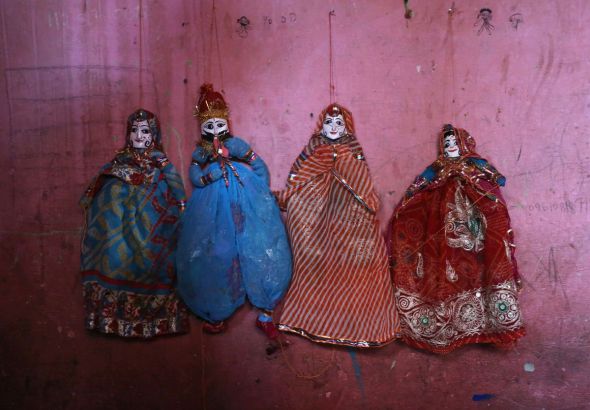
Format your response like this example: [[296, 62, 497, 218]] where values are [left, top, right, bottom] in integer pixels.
[[80, 148, 189, 337]]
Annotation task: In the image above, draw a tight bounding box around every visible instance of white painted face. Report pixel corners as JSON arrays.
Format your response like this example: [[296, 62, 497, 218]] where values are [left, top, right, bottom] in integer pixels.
[[130, 120, 153, 149], [443, 134, 460, 158], [201, 117, 229, 138], [321, 114, 346, 140]]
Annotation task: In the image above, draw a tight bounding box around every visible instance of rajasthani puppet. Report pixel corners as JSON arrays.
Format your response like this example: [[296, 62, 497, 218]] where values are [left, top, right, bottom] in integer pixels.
[[176, 84, 292, 338], [80, 109, 189, 338], [277, 103, 398, 347], [388, 124, 525, 354]]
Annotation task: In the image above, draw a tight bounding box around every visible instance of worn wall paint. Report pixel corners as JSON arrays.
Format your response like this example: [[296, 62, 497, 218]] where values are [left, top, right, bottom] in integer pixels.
[[1, 0, 589, 409]]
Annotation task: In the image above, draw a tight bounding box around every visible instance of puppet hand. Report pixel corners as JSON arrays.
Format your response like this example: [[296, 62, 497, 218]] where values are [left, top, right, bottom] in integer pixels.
[[193, 146, 210, 164], [150, 151, 169, 168], [224, 137, 251, 159], [333, 144, 351, 159], [207, 162, 224, 181], [306, 145, 337, 171]]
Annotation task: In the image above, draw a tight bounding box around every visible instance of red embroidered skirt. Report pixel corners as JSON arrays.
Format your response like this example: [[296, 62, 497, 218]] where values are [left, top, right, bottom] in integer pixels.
[[389, 177, 525, 353]]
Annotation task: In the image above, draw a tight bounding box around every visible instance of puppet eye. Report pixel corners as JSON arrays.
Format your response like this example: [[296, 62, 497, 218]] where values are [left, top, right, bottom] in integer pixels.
[[131, 126, 138, 133], [140, 128, 150, 134]]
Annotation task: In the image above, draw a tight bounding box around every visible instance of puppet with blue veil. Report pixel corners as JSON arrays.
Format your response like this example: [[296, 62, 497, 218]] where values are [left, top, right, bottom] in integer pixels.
[[80, 109, 189, 338]]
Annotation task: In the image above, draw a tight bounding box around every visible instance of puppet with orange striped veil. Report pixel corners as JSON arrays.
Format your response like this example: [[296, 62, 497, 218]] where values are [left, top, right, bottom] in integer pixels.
[[276, 103, 399, 347], [387, 124, 525, 354]]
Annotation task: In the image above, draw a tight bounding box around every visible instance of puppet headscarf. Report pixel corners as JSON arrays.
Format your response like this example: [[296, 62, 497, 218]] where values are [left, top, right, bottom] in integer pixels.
[[125, 108, 164, 151], [437, 123, 478, 160], [314, 103, 356, 137]]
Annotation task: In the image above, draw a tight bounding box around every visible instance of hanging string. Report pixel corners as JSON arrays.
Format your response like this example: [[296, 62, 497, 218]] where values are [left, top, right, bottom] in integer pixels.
[[212, 0, 225, 91], [203, 2, 213, 83], [204, 0, 224, 90], [193, 1, 202, 91], [273, 311, 336, 379], [328, 10, 336, 103], [205, 1, 214, 82], [445, 5, 457, 122], [280, 340, 336, 379], [138, 0, 144, 106], [201, 331, 208, 410]]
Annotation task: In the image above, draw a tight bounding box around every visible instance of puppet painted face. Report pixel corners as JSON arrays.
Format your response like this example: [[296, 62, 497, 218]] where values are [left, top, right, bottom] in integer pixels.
[[201, 117, 229, 139], [322, 114, 346, 140], [443, 134, 460, 158], [130, 120, 153, 149]]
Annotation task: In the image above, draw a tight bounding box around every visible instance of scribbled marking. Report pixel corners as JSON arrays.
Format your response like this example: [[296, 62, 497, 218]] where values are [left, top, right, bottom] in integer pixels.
[[526, 197, 588, 214], [535, 247, 570, 309]]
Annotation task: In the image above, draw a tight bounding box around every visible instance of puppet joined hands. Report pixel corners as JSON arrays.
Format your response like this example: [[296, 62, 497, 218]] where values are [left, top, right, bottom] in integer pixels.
[[149, 151, 170, 168], [206, 162, 224, 181], [224, 137, 251, 159]]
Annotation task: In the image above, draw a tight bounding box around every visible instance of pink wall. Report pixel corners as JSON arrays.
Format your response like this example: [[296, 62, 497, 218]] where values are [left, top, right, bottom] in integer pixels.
[[1, 0, 589, 408]]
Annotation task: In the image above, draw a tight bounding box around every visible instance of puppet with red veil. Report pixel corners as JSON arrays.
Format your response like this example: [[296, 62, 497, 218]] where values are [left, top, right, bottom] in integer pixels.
[[388, 124, 525, 354]]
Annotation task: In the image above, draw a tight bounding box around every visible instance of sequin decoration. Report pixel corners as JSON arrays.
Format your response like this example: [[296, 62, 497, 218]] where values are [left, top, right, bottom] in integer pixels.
[[416, 252, 424, 279], [488, 287, 521, 328], [445, 183, 486, 252], [503, 239, 512, 263], [446, 259, 458, 282], [395, 280, 523, 349]]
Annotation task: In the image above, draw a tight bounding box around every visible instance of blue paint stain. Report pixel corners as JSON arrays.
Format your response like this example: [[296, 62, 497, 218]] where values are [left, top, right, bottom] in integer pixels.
[[347, 348, 365, 399], [472, 394, 495, 401]]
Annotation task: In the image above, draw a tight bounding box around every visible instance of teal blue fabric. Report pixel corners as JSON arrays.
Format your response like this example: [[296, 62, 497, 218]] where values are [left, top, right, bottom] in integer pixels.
[[469, 157, 506, 186], [419, 165, 436, 182], [80, 149, 189, 337], [81, 150, 185, 292]]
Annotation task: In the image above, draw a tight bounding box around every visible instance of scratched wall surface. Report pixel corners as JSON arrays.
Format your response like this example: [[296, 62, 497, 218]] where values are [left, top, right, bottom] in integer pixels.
[[1, 0, 589, 409]]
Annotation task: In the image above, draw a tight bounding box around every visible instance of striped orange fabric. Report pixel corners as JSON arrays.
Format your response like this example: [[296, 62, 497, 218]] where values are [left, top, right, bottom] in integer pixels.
[[277, 134, 399, 347]]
